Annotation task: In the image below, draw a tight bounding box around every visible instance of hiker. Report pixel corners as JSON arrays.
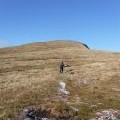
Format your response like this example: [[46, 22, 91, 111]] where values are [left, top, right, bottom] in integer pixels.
[[60, 61, 65, 73]]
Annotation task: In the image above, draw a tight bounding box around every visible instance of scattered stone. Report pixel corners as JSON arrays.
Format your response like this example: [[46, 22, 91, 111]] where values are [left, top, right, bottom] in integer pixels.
[[90, 118, 96, 120], [24, 109, 29, 113], [18, 108, 51, 120], [24, 118, 31, 120], [58, 81, 70, 95], [92, 109, 120, 120], [18, 107, 79, 120]]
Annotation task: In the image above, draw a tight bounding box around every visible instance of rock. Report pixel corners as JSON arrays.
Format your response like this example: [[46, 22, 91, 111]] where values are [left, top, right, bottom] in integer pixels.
[[95, 109, 120, 120], [89, 118, 96, 120], [17, 107, 51, 120], [24, 109, 29, 113], [26, 108, 35, 118], [24, 118, 31, 120], [18, 106, 80, 120], [58, 81, 70, 95], [41, 118, 49, 120], [96, 112, 102, 116]]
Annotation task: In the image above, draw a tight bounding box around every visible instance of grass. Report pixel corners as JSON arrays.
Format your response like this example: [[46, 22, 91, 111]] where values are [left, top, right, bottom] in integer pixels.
[[0, 40, 120, 119]]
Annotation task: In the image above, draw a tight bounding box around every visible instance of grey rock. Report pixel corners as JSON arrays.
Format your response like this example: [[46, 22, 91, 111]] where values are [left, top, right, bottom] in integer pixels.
[[24, 118, 32, 120]]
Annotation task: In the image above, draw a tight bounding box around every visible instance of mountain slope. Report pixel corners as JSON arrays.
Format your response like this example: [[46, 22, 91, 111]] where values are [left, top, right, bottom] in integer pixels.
[[0, 40, 89, 54], [0, 40, 120, 120]]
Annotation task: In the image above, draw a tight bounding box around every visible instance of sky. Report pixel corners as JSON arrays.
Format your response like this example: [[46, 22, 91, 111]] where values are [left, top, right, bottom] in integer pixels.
[[0, 0, 120, 51]]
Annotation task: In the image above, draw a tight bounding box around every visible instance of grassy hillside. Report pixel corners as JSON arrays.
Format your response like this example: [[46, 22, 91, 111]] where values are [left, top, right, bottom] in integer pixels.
[[0, 40, 120, 120]]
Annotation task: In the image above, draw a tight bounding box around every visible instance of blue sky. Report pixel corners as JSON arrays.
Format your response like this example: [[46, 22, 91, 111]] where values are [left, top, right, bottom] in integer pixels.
[[0, 0, 120, 51]]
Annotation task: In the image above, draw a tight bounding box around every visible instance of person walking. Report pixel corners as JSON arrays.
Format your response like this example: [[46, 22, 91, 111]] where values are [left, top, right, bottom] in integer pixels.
[[60, 61, 65, 73]]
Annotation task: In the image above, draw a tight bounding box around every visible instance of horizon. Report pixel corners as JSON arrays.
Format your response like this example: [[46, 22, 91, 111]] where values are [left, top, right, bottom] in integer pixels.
[[0, 0, 120, 52]]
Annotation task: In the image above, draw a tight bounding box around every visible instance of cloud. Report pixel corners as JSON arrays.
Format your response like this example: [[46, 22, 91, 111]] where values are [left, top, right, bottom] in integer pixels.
[[0, 39, 11, 48]]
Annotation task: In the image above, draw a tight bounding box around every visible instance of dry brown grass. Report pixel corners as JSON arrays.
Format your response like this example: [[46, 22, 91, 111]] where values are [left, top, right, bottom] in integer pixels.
[[0, 40, 120, 119]]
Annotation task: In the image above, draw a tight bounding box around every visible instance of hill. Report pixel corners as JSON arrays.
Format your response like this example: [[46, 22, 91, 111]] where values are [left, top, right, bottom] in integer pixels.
[[0, 40, 120, 120], [0, 40, 89, 54]]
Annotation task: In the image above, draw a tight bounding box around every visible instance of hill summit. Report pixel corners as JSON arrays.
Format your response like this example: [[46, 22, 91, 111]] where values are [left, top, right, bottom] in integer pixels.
[[0, 40, 89, 54]]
